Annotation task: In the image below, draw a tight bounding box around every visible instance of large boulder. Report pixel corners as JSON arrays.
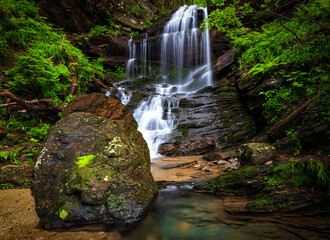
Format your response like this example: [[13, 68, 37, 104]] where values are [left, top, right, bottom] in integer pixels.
[[62, 93, 138, 129], [237, 143, 276, 166], [31, 112, 158, 228]]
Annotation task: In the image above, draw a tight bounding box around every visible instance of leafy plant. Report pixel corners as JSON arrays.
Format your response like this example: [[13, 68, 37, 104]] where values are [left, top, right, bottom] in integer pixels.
[[28, 123, 50, 139], [267, 159, 313, 187], [0, 183, 14, 189], [308, 160, 330, 194]]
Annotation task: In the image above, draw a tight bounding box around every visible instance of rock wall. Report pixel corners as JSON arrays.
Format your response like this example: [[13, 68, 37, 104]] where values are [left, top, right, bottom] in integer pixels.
[[36, 0, 158, 33]]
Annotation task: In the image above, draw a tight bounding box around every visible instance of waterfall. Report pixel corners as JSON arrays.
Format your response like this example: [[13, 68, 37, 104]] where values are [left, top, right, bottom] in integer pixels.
[[125, 5, 213, 159]]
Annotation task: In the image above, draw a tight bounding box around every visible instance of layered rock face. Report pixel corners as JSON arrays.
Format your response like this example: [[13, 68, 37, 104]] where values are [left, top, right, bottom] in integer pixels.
[[36, 0, 158, 33], [62, 93, 138, 129], [32, 110, 158, 228]]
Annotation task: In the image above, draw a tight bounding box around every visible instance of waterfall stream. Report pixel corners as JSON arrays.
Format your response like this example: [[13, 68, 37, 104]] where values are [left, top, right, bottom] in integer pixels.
[[123, 5, 213, 159]]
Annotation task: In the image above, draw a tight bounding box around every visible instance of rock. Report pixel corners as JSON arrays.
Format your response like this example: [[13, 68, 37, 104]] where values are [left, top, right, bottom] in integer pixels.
[[0, 164, 33, 187], [237, 143, 276, 166], [214, 49, 235, 79], [76, 35, 129, 67], [228, 157, 238, 164], [31, 112, 158, 228], [36, 0, 158, 33], [177, 85, 256, 152], [210, 30, 231, 61], [203, 152, 222, 161], [203, 167, 213, 172], [157, 143, 178, 156], [298, 99, 329, 148], [0, 125, 6, 139], [178, 138, 216, 156], [62, 93, 138, 129], [217, 160, 228, 165], [231, 161, 239, 168]]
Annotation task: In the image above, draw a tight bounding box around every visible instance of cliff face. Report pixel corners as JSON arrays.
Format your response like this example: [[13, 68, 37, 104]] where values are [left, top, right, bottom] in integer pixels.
[[35, 0, 158, 33], [34, 1, 328, 155]]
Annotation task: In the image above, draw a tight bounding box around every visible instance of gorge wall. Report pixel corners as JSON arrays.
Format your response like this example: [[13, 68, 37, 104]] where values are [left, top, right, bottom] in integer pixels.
[[36, 1, 328, 157]]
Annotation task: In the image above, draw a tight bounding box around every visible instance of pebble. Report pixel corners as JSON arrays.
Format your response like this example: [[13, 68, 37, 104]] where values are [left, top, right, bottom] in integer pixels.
[[217, 160, 228, 165], [229, 157, 238, 163]]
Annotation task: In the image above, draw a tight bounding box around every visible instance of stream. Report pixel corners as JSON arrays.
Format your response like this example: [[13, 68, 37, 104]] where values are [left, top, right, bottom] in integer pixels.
[[122, 186, 329, 240]]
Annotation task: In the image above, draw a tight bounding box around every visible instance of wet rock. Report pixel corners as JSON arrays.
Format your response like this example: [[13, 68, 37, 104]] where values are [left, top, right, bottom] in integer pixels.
[[177, 87, 256, 151], [214, 49, 235, 79], [75, 35, 129, 67], [0, 125, 6, 139], [0, 164, 33, 187], [217, 160, 228, 165], [62, 93, 138, 129], [196, 166, 264, 196], [203, 152, 222, 161], [158, 143, 178, 156], [32, 112, 158, 228], [210, 30, 231, 61], [237, 143, 276, 166], [178, 138, 216, 156]]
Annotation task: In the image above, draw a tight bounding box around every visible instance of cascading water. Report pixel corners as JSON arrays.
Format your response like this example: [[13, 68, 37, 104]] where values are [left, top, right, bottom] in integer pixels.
[[124, 5, 213, 159]]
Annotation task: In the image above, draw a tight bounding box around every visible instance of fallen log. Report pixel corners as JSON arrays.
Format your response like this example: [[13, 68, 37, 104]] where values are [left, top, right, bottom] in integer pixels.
[[0, 99, 55, 108], [0, 90, 61, 112], [266, 97, 313, 139]]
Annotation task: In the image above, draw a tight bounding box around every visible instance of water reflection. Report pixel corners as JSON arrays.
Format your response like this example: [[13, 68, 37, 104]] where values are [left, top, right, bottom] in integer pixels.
[[122, 187, 329, 240]]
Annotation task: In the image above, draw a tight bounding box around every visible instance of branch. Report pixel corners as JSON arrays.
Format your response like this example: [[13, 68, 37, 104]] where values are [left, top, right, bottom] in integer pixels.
[[0, 99, 55, 108], [69, 75, 78, 95], [266, 97, 313, 139], [93, 78, 107, 89], [0, 90, 61, 112], [276, 14, 304, 45]]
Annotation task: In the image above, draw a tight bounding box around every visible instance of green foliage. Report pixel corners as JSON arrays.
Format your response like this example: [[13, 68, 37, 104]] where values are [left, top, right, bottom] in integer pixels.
[[266, 158, 329, 192], [76, 154, 96, 168], [130, 31, 139, 37], [6, 49, 69, 99], [0, 183, 14, 189], [125, 6, 143, 17], [206, 0, 329, 124], [308, 160, 330, 194], [1, 0, 106, 101], [0, 151, 10, 162], [28, 123, 50, 139], [0, 149, 21, 165], [107, 65, 126, 79], [267, 159, 313, 187], [285, 128, 302, 156]]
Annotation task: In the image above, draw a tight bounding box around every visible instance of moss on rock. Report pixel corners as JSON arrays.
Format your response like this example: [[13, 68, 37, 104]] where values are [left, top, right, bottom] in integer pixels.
[[32, 112, 158, 229]]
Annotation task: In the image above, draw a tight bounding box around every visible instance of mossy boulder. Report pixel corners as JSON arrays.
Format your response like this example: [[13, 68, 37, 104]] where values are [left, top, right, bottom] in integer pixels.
[[31, 112, 158, 229], [196, 166, 264, 196], [237, 143, 276, 166]]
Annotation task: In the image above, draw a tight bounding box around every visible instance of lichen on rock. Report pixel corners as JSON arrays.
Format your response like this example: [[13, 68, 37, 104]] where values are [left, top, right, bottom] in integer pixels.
[[31, 112, 158, 229]]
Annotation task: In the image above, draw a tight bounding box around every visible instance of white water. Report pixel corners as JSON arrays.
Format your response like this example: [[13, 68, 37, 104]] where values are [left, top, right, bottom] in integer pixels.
[[125, 5, 213, 159]]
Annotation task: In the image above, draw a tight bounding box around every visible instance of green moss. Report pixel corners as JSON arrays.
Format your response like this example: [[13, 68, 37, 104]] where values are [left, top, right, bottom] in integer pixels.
[[59, 209, 68, 220], [75, 154, 96, 168], [200, 166, 264, 196], [247, 193, 293, 211]]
